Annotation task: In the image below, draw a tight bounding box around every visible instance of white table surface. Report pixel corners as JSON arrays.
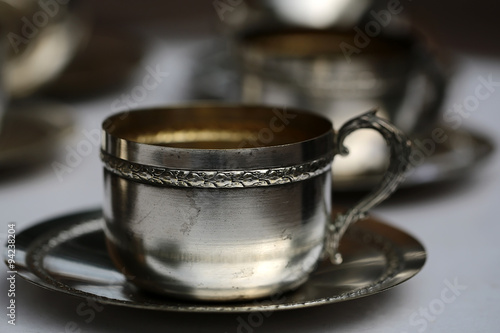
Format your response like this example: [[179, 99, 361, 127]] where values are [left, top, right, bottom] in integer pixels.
[[1, 38, 499, 333]]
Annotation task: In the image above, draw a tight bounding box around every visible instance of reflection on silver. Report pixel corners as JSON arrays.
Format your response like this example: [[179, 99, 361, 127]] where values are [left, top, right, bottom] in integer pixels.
[[9, 209, 426, 312]]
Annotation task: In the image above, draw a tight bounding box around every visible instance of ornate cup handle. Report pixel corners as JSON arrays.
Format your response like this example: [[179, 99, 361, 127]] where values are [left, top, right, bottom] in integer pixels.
[[325, 110, 413, 264]]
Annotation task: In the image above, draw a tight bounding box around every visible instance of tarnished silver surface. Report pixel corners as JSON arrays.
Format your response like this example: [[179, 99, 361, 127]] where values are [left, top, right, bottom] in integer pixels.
[[100, 105, 411, 301], [8, 209, 426, 312]]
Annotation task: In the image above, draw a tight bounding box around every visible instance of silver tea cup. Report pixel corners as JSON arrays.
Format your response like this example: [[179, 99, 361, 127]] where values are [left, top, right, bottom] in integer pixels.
[[101, 105, 411, 301]]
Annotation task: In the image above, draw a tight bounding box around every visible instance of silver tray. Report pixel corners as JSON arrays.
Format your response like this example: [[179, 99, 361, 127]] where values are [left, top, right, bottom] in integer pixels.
[[7, 209, 426, 312]]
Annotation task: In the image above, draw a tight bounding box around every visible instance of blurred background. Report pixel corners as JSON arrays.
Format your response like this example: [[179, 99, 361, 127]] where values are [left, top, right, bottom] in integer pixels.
[[0, 1, 499, 332], [0, 0, 496, 187], [84, 0, 500, 55]]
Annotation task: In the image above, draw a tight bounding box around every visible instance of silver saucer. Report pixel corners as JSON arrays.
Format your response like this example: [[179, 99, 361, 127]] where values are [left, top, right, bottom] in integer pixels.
[[8, 209, 426, 313], [333, 127, 494, 191]]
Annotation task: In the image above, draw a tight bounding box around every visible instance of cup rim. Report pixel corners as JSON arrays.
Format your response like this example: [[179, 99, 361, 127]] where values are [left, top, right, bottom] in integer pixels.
[[101, 104, 335, 170]]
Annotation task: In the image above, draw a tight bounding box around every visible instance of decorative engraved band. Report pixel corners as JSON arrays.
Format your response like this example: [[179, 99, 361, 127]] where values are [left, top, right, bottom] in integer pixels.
[[101, 152, 333, 188]]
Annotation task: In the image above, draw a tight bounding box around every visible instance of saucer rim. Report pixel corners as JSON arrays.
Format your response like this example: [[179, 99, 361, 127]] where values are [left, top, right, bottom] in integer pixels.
[[7, 209, 426, 313]]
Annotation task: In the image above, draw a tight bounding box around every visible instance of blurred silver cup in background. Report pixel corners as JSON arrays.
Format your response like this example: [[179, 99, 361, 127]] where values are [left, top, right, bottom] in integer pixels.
[[238, 29, 447, 176]]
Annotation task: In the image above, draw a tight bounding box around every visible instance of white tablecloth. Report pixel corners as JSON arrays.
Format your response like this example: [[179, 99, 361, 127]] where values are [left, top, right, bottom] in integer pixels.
[[1, 39, 499, 333]]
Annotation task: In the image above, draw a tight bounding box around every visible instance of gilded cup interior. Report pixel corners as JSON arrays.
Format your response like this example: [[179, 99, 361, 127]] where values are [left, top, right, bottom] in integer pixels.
[[104, 105, 332, 149]]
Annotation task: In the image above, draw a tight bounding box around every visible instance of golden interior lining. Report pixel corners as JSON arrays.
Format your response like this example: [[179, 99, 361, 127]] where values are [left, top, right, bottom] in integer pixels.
[[135, 130, 257, 149], [106, 106, 332, 150]]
